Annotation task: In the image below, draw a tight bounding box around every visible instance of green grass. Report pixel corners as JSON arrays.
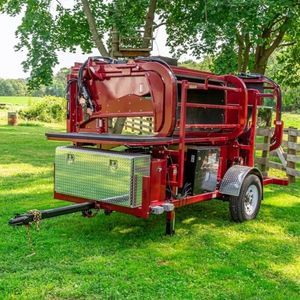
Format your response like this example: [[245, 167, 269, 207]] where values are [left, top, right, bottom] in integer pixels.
[[281, 112, 300, 128], [0, 115, 299, 299], [0, 96, 41, 106]]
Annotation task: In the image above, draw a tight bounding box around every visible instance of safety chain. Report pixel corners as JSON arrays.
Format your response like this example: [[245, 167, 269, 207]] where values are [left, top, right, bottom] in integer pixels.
[[25, 225, 36, 256], [23, 209, 42, 256], [29, 209, 42, 231], [82, 208, 100, 218]]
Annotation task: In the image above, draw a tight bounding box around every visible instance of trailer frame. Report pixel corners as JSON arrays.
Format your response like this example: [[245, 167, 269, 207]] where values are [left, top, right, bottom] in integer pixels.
[[9, 57, 289, 234]]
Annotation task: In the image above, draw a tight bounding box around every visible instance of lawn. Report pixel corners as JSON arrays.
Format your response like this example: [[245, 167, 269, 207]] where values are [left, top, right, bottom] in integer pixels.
[[0, 115, 299, 299], [0, 96, 41, 106], [282, 112, 300, 129]]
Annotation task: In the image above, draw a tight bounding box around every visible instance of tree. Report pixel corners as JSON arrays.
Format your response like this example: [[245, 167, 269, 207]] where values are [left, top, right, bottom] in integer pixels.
[[0, 79, 14, 96], [165, 0, 300, 74], [45, 67, 69, 97], [0, 0, 162, 89], [0, 70, 67, 97], [266, 45, 300, 112], [267, 43, 300, 88], [1, 0, 299, 88], [180, 57, 213, 72], [0, 78, 27, 96]]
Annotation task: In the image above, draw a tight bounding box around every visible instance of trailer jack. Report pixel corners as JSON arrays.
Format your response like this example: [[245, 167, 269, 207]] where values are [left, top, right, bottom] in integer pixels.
[[165, 211, 176, 236], [8, 202, 96, 226]]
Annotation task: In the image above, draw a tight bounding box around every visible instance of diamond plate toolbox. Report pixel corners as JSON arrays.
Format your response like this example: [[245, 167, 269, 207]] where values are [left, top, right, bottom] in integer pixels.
[[55, 146, 150, 207]]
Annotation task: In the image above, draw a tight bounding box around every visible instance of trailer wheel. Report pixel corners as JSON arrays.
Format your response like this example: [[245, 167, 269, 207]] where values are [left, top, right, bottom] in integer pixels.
[[229, 174, 262, 222]]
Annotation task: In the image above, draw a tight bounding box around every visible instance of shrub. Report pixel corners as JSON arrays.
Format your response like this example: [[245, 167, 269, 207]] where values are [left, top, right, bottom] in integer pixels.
[[19, 96, 66, 122], [282, 86, 300, 112]]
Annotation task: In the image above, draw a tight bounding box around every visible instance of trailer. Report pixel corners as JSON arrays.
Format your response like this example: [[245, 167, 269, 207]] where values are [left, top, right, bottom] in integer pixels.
[[9, 56, 288, 234]]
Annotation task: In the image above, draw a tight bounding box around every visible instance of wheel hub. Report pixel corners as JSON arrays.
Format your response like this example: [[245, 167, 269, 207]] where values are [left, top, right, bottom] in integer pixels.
[[244, 184, 259, 215]]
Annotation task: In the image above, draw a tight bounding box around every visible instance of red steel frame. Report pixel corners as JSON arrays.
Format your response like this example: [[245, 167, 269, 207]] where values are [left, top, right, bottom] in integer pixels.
[[50, 58, 288, 219]]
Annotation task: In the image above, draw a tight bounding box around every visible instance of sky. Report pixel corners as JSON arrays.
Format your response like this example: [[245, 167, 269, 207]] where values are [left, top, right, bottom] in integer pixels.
[[0, 13, 175, 79]]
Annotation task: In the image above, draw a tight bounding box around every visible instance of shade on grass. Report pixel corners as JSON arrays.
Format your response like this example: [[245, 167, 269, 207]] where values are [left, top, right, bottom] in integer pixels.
[[0, 118, 299, 299]]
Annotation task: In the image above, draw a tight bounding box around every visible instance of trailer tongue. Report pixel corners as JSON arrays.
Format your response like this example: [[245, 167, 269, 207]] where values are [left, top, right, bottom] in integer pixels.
[[9, 202, 95, 226], [9, 56, 288, 235]]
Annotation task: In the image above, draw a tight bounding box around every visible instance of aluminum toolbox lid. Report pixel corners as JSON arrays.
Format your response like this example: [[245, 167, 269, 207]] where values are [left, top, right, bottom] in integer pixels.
[[55, 146, 150, 159]]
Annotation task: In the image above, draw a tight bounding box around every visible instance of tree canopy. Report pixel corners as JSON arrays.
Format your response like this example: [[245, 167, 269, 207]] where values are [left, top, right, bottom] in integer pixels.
[[165, 0, 300, 75], [0, 78, 27, 96], [0, 68, 68, 97], [0, 0, 161, 88], [0, 0, 299, 89]]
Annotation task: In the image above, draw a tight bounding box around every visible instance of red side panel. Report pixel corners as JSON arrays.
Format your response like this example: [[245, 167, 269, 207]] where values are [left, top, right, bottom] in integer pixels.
[[68, 60, 177, 137], [150, 159, 167, 202]]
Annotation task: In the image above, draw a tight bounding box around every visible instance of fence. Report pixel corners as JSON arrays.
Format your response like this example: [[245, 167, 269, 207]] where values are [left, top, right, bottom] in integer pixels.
[[256, 127, 300, 183], [122, 117, 299, 183], [0, 103, 8, 109], [124, 117, 153, 134]]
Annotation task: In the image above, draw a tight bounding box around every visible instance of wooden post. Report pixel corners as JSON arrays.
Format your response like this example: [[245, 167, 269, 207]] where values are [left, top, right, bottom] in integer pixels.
[[131, 118, 134, 133], [260, 111, 272, 176], [107, 118, 113, 133], [7, 111, 17, 126], [112, 117, 126, 134], [139, 118, 143, 135], [149, 117, 153, 133], [287, 127, 297, 183]]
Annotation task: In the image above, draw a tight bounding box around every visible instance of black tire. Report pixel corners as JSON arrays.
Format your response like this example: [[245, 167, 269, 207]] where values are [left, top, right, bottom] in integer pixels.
[[229, 174, 262, 222]]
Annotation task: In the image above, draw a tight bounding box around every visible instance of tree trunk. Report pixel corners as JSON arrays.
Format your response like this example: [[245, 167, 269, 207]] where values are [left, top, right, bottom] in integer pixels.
[[142, 0, 157, 48], [81, 0, 109, 56], [252, 59, 268, 74], [236, 31, 244, 73], [252, 17, 289, 75], [237, 44, 243, 73], [241, 33, 250, 72], [253, 44, 276, 74]]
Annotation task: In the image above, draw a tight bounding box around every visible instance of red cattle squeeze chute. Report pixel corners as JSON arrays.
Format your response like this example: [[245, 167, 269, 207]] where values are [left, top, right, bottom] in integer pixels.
[[9, 56, 287, 234]]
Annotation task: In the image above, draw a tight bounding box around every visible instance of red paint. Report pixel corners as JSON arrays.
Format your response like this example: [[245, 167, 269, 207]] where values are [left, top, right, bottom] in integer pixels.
[[150, 159, 167, 202], [49, 58, 287, 219], [263, 177, 288, 186]]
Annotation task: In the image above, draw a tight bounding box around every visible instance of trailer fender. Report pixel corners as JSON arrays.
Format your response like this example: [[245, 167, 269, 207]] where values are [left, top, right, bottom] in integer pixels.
[[219, 165, 263, 197]]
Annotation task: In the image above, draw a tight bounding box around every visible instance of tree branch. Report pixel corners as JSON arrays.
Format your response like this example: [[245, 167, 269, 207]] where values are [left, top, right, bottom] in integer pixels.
[[153, 21, 166, 30], [235, 30, 244, 46], [55, 0, 63, 8], [278, 41, 296, 47], [242, 33, 251, 72], [81, 0, 109, 56], [254, 17, 290, 74], [264, 17, 289, 58], [235, 31, 244, 72], [266, 14, 285, 31]]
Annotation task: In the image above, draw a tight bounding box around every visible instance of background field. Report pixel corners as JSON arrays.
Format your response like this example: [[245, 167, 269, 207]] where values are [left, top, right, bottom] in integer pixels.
[[281, 112, 300, 128], [0, 96, 41, 106], [0, 105, 299, 299]]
